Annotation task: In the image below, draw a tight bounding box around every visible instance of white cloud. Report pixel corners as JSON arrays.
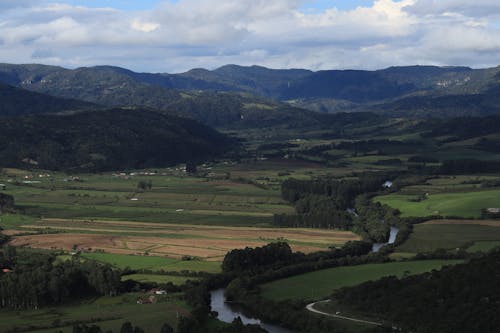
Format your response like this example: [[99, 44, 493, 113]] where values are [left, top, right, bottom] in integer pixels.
[[0, 0, 499, 72]]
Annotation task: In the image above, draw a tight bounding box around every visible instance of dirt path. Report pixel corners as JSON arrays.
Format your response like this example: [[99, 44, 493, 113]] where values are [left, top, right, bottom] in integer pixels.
[[306, 300, 382, 326]]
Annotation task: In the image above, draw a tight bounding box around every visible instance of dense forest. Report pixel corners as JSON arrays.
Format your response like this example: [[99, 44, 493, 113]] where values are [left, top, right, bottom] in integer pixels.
[[334, 250, 500, 333], [0, 249, 121, 309], [0, 109, 234, 171]]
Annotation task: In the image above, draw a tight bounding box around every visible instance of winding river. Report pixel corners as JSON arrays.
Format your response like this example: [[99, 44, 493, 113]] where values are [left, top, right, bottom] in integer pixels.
[[210, 289, 294, 333], [210, 227, 399, 331], [372, 226, 399, 252]]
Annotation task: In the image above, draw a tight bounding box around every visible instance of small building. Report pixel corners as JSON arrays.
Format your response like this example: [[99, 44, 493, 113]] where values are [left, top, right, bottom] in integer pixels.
[[0, 184, 5, 190], [149, 288, 167, 295], [487, 208, 500, 214], [2, 268, 12, 273], [382, 181, 393, 188]]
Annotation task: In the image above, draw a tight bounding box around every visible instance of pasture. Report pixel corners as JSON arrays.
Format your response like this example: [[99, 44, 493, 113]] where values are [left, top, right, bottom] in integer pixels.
[[0, 293, 187, 333], [375, 189, 500, 218], [396, 219, 500, 253], [121, 274, 198, 285], [81, 252, 222, 273], [1, 170, 294, 227], [260, 260, 462, 301]]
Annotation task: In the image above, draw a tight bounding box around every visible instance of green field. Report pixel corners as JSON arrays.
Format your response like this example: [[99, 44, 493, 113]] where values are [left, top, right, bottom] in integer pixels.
[[0, 293, 187, 333], [121, 274, 198, 285], [1, 170, 294, 227], [375, 189, 500, 218], [397, 224, 500, 253], [81, 252, 221, 273], [260, 260, 462, 301], [467, 240, 500, 252]]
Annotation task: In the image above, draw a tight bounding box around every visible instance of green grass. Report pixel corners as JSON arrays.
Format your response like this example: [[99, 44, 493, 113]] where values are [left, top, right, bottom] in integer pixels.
[[81, 252, 221, 273], [121, 274, 198, 285], [397, 224, 500, 253], [0, 293, 187, 333], [375, 189, 500, 218], [467, 240, 500, 252], [260, 260, 462, 301], [0, 171, 293, 228], [0, 214, 37, 229]]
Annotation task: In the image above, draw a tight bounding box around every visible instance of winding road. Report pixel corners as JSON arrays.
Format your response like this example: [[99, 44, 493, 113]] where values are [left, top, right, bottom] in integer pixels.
[[306, 300, 382, 326]]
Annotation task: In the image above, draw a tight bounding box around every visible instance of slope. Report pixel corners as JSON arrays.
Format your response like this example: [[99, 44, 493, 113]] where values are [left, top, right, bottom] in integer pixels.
[[0, 108, 234, 171]]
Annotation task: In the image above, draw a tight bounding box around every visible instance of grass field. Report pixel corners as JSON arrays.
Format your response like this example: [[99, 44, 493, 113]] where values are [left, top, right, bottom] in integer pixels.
[[1, 170, 294, 227], [121, 274, 198, 285], [1, 168, 358, 269], [375, 189, 500, 218], [466, 240, 500, 252], [81, 252, 222, 273], [397, 220, 500, 253], [0, 293, 188, 333], [260, 260, 462, 301]]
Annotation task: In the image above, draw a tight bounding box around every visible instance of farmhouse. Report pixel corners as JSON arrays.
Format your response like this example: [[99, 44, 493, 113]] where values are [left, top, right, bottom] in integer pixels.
[[149, 288, 167, 295]]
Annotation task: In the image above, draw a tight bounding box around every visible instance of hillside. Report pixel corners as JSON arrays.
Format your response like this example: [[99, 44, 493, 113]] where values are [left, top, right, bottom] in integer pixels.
[[0, 82, 95, 116], [0, 108, 234, 171], [0, 64, 323, 129], [2, 63, 500, 122]]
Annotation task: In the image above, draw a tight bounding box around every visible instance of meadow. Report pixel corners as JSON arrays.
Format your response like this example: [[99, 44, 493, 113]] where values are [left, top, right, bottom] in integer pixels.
[[375, 189, 500, 218], [0, 292, 188, 333], [396, 219, 500, 253], [259, 260, 462, 301]]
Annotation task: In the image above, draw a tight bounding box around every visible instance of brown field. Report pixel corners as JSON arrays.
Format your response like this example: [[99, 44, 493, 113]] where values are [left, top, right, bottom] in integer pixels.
[[8, 218, 360, 261], [423, 219, 500, 227]]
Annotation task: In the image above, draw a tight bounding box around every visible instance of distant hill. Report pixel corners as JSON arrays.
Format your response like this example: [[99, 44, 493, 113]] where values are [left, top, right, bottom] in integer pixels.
[[0, 63, 376, 129], [0, 108, 234, 171], [1, 63, 500, 121], [0, 82, 95, 116]]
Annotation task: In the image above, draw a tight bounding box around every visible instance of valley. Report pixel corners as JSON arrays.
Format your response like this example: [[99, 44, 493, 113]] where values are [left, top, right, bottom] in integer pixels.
[[0, 62, 499, 333]]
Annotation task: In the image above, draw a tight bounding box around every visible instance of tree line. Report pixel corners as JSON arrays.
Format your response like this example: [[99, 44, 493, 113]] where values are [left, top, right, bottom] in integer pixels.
[[0, 249, 120, 309]]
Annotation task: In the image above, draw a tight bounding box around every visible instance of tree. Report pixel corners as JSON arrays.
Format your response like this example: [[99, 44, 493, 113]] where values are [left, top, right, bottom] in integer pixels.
[[160, 323, 174, 333], [120, 322, 133, 333]]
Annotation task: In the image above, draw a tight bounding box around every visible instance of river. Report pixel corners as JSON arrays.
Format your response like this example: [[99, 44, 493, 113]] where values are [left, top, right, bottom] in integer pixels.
[[211, 226, 399, 331], [372, 226, 399, 252], [210, 289, 295, 333]]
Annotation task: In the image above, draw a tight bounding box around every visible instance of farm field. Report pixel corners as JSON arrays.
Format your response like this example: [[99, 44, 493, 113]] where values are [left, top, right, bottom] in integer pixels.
[[0, 293, 187, 333], [80, 252, 222, 273], [0, 169, 295, 227], [8, 218, 360, 262], [259, 260, 462, 301], [121, 274, 198, 285], [396, 219, 500, 253], [375, 189, 500, 218]]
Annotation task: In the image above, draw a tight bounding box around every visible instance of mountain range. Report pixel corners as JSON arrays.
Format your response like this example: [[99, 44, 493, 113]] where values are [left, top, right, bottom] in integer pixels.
[[1, 63, 500, 122]]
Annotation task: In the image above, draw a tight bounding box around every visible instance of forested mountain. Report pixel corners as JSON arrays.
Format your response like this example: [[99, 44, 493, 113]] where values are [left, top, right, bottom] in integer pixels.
[[1, 63, 500, 121], [0, 108, 234, 171], [0, 82, 95, 116]]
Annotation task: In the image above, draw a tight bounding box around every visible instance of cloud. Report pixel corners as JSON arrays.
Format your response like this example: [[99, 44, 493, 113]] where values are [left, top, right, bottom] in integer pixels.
[[404, 0, 500, 17], [0, 0, 499, 72]]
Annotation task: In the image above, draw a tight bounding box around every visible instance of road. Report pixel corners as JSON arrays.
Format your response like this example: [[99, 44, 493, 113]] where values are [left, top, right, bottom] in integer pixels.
[[305, 300, 382, 326]]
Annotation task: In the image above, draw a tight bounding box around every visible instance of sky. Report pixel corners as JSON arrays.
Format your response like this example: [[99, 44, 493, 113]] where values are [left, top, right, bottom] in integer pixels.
[[1, 0, 500, 73]]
